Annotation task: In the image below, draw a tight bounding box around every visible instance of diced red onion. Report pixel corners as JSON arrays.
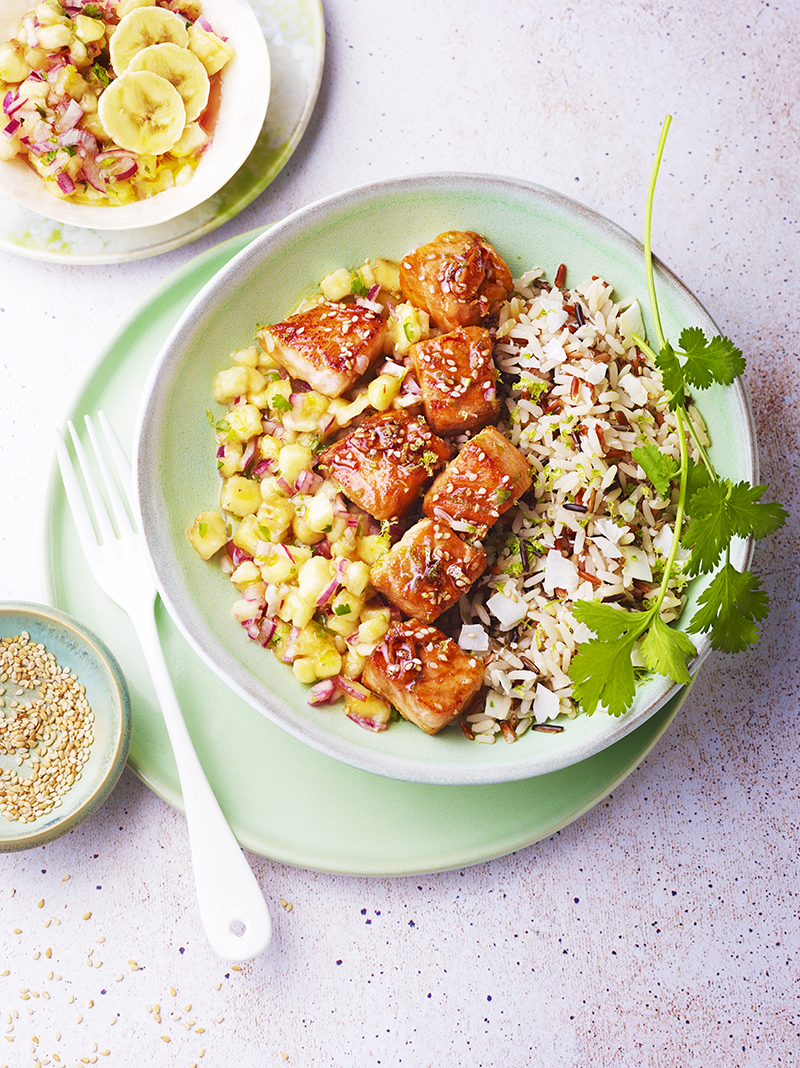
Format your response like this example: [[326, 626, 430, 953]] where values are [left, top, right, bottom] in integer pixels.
[[59, 128, 95, 152], [56, 98, 83, 134], [366, 284, 381, 302], [347, 711, 388, 732], [79, 151, 105, 192], [113, 159, 138, 181], [335, 676, 367, 700], [57, 171, 75, 195], [253, 457, 274, 477], [315, 576, 340, 607], [318, 414, 335, 435], [256, 617, 276, 646], [2, 119, 20, 140], [227, 543, 253, 567], [275, 475, 294, 495], [216, 444, 226, 458], [195, 14, 215, 32], [241, 439, 257, 470], [295, 469, 323, 495], [314, 537, 332, 559], [5, 93, 29, 117], [278, 543, 296, 564], [308, 678, 339, 706]]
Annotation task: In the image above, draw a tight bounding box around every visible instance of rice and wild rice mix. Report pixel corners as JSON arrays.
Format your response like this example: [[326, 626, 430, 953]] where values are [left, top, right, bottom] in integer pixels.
[[188, 232, 705, 743]]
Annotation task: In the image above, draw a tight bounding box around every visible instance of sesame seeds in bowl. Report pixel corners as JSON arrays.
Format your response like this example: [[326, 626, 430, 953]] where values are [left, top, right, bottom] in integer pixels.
[[0, 602, 131, 851]]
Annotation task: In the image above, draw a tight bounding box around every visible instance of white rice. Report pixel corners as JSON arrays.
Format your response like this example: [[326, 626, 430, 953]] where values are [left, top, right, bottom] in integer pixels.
[[456, 270, 705, 743]]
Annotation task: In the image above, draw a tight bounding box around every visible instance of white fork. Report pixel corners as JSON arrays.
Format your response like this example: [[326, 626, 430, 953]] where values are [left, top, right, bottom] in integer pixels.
[[56, 412, 272, 962]]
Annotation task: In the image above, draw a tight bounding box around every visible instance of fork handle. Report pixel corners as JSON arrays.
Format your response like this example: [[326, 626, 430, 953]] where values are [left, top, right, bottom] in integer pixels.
[[132, 603, 272, 961]]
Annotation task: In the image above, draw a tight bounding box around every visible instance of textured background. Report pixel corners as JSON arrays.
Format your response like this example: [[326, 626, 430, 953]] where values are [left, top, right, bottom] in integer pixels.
[[0, 1, 798, 1064]]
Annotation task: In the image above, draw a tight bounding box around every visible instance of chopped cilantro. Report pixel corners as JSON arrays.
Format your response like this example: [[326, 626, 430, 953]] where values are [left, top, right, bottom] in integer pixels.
[[350, 272, 368, 297], [270, 394, 292, 412], [333, 604, 352, 616], [92, 62, 111, 88]]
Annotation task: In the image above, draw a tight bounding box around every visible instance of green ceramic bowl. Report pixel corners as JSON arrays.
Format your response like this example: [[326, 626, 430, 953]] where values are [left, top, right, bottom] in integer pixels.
[[0, 602, 131, 850], [134, 174, 757, 785]]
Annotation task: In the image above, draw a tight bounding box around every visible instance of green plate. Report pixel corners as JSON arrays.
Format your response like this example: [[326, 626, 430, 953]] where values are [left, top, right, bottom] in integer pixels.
[[44, 228, 692, 875], [0, 0, 324, 264]]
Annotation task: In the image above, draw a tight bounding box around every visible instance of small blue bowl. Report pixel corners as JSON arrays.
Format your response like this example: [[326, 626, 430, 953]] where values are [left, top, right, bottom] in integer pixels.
[[0, 602, 131, 851]]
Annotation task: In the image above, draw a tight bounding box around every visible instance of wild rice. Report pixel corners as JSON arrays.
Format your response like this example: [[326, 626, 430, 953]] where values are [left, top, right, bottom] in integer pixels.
[[456, 269, 703, 741]]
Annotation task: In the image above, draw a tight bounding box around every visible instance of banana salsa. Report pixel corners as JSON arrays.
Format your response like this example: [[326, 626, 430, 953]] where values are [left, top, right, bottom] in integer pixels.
[[0, 0, 235, 205], [188, 234, 533, 738]]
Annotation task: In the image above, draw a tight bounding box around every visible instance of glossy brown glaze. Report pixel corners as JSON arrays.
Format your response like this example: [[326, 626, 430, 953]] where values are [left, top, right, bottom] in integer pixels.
[[258, 300, 388, 397], [318, 410, 451, 520], [363, 618, 484, 735], [370, 518, 487, 623], [423, 425, 532, 533], [399, 231, 513, 332], [409, 325, 500, 436]]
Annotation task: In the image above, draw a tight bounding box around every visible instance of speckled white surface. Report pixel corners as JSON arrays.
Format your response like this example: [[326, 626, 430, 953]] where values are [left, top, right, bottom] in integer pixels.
[[0, 1, 798, 1065]]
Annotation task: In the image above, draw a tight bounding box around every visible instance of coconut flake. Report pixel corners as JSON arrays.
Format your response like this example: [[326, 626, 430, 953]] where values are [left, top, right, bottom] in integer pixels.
[[621, 545, 653, 583], [542, 550, 579, 594], [532, 685, 561, 723], [486, 591, 529, 629], [458, 623, 489, 652]]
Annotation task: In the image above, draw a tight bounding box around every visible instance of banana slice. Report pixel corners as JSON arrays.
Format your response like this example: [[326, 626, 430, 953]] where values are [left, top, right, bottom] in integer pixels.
[[128, 42, 209, 123], [109, 7, 190, 75], [187, 23, 236, 76], [98, 70, 186, 155]]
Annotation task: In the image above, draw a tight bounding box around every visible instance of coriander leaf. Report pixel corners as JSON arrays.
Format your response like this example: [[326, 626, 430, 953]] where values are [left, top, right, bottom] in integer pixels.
[[632, 442, 680, 498], [679, 328, 745, 389], [724, 481, 789, 540], [572, 600, 651, 642], [687, 563, 770, 653], [639, 614, 695, 685], [685, 457, 712, 501], [654, 340, 685, 409], [569, 638, 638, 717], [681, 480, 732, 575], [350, 272, 368, 297]]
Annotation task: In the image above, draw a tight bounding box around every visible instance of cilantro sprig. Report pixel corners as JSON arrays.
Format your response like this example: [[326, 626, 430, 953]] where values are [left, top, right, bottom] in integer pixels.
[[569, 115, 786, 716]]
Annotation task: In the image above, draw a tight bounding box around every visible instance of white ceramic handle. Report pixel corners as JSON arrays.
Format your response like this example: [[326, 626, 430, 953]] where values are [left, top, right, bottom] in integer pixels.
[[132, 604, 272, 961]]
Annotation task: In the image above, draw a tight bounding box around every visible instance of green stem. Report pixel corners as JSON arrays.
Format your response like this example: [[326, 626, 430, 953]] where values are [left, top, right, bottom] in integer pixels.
[[682, 405, 715, 476], [651, 405, 690, 615], [644, 115, 672, 350]]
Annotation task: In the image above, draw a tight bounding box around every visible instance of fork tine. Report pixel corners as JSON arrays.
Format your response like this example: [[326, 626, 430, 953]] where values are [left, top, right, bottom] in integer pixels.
[[65, 419, 116, 547], [83, 414, 131, 538], [98, 410, 135, 511], [55, 431, 100, 550]]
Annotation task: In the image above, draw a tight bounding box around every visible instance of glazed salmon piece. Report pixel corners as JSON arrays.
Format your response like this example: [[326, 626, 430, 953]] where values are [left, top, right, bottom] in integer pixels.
[[370, 518, 487, 623], [362, 619, 484, 735], [317, 410, 451, 521], [257, 301, 388, 398], [398, 231, 513, 332], [423, 425, 532, 533], [409, 325, 500, 436]]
